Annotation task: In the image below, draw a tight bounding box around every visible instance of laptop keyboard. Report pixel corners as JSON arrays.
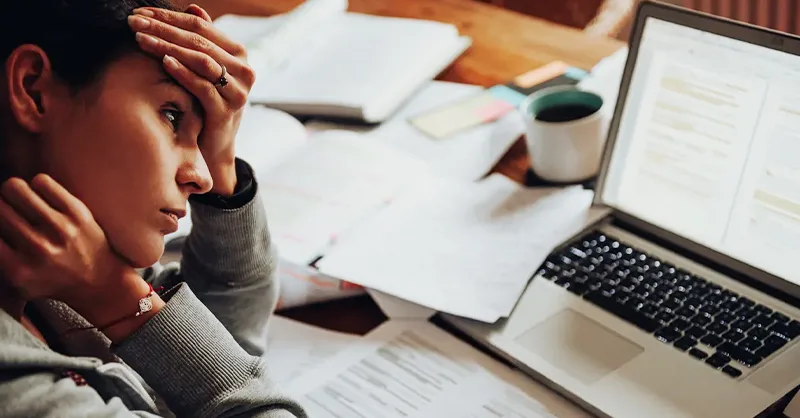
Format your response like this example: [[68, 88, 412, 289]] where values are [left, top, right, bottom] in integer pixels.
[[537, 231, 800, 379]]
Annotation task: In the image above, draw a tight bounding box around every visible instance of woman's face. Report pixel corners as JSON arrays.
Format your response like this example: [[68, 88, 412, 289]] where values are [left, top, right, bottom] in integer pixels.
[[36, 52, 212, 267]]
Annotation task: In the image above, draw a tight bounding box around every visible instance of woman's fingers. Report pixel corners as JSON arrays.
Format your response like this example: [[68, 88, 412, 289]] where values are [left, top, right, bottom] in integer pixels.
[[0, 178, 65, 242], [161, 55, 231, 113], [0, 197, 48, 256], [133, 6, 248, 59], [0, 237, 24, 284], [29, 174, 93, 225], [130, 21, 256, 91]]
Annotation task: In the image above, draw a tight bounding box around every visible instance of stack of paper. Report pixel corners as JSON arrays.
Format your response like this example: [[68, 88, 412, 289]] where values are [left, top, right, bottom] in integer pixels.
[[286, 320, 591, 417], [316, 174, 598, 323]]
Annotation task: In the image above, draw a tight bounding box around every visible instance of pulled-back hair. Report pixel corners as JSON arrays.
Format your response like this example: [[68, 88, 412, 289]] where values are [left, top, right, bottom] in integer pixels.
[[0, 0, 180, 90]]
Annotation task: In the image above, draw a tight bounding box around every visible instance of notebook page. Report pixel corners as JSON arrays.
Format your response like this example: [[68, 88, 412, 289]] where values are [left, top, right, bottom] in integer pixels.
[[250, 13, 459, 112], [261, 130, 432, 265], [316, 174, 597, 322], [214, 0, 347, 75], [286, 320, 590, 417]]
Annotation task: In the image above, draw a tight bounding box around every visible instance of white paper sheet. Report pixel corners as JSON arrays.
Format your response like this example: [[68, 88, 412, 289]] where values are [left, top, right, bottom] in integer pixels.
[[261, 130, 433, 265], [306, 81, 525, 182], [316, 174, 596, 322], [265, 316, 360, 385], [578, 46, 629, 122], [286, 320, 590, 417]]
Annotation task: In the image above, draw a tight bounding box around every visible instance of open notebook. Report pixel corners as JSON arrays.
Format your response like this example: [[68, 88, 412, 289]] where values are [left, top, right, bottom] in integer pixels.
[[214, 0, 471, 123]]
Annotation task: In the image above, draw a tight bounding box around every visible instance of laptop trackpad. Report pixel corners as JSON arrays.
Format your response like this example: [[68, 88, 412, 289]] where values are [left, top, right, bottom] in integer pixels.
[[514, 308, 644, 385]]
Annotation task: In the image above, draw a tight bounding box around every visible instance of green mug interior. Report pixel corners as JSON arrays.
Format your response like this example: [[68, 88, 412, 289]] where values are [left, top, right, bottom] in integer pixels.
[[527, 89, 603, 121]]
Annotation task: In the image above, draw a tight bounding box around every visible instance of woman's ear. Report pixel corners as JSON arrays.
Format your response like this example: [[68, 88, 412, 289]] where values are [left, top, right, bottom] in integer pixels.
[[4, 45, 57, 134]]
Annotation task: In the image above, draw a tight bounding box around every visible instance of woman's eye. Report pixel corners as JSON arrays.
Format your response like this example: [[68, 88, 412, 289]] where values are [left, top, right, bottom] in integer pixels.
[[163, 108, 184, 132]]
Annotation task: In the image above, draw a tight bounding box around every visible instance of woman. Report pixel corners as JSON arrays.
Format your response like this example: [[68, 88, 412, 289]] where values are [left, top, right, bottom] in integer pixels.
[[0, 1, 305, 417]]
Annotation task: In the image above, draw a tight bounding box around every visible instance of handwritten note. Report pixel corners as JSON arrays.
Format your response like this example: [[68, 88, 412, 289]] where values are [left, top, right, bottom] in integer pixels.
[[317, 174, 598, 322]]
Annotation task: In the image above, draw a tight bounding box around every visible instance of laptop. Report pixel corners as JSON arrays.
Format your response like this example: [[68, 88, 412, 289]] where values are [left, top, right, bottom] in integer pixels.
[[439, 2, 800, 417]]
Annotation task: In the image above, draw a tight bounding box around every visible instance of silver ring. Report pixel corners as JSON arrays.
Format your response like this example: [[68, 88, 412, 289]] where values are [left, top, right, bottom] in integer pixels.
[[215, 64, 228, 88]]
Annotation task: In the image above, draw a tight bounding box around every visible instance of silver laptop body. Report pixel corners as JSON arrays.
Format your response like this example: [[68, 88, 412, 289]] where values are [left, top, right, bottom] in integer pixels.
[[441, 2, 800, 417]]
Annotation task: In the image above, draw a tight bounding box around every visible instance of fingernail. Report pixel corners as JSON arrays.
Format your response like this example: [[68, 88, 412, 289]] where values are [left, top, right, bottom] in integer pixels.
[[163, 55, 179, 70], [127, 15, 150, 30], [133, 8, 154, 17], [135, 32, 158, 48]]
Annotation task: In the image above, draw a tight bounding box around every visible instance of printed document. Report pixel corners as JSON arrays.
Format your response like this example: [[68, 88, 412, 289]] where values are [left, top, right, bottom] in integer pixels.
[[286, 320, 590, 417], [265, 316, 360, 385], [316, 174, 598, 322]]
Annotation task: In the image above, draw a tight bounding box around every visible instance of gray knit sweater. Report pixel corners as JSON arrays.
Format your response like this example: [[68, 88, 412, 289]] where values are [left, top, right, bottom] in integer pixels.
[[0, 161, 306, 417]]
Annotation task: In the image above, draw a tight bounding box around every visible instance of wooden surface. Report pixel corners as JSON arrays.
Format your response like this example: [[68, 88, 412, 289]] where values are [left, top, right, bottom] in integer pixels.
[[196, 0, 625, 335]]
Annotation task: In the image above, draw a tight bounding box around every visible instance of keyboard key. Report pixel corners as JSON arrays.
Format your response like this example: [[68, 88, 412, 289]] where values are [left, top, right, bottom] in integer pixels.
[[753, 314, 776, 328], [748, 326, 771, 341], [716, 311, 737, 324], [707, 321, 729, 336], [689, 347, 709, 360], [700, 334, 724, 348], [640, 303, 658, 317], [764, 334, 789, 348], [770, 312, 790, 324], [567, 282, 589, 296], [661, 299, 681, 312], [655, 311, 673, 325], [722, 330, 745, 343], [655, 327, 683, 343], [692, 313, 713, 327], [737, 308, 759, 320], [754, 342, 784, 359], [676, 306, 696, 319], [706, 352, 731, 369], [686, 326, 707, 339], [754, 305, 773, 316], [739, 337, 762, 353], [717, 342, 762, 367], [721, 365, 742, 378], [671, 318, 692, 331], [584, 291, 660, 333], [674, 336, 697, 351], [730, 319, 753, 333], [788, 320, 800, 337], [769, 322, 800, 339]]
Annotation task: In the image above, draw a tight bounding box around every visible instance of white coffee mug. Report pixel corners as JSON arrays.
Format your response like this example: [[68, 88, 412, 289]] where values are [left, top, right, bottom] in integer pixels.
[[520, 85, 609, 183]]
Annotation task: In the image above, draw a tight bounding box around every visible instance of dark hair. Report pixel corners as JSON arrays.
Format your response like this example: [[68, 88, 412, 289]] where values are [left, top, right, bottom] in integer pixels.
[[0, 0, 180, 90]]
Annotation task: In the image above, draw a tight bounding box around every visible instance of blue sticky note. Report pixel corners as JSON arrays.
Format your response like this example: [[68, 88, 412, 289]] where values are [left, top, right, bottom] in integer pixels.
[[488, 85, 527, 107]]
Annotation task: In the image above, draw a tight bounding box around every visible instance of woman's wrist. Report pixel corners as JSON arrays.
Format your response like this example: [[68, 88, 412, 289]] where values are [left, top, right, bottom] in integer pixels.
[[208, 159, 238, 197], [64, 271, 165, 343]]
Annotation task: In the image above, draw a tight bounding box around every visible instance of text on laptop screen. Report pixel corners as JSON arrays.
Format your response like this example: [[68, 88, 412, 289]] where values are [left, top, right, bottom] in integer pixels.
[[601, 17, 800, 285]]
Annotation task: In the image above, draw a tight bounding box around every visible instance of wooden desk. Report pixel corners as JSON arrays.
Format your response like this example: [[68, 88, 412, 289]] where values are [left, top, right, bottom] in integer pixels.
[[196, 0, 626, 335]]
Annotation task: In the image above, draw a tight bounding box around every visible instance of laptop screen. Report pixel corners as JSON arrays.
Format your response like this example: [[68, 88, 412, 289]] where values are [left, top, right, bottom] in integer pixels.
[[600, 17, 800, 285]]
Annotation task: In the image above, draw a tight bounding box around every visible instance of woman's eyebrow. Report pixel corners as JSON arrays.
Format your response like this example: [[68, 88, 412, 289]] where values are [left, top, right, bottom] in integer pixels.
[[156, 77, 205, 122]]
